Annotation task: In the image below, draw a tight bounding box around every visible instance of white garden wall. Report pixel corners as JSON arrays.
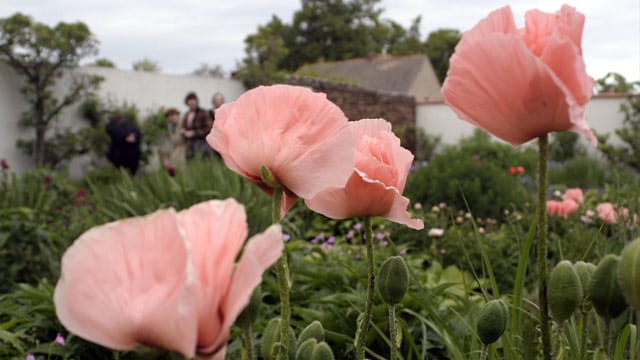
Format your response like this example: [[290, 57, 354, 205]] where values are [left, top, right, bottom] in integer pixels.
[[416, 94, 632, 149], [0, 64, 245, 175]]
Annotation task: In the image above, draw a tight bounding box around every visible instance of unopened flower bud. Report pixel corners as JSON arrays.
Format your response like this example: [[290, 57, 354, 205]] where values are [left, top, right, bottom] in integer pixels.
[[260, 165, 279, 188], [297, 321, 324, 349], [618, 238, 640, 309], [295, 339, 335, 360], [378, 256, 409, 305], [589, 255, 628, 319], [548, 260, 582, 323], [476, 299, 509, 345], [262, 318, 296, 360], [573, 261, 596, 300]]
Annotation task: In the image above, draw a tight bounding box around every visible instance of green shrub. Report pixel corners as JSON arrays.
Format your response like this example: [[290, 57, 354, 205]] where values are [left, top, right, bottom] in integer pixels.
[[548, 156, 606, 188], [405, 131, 536, 220]]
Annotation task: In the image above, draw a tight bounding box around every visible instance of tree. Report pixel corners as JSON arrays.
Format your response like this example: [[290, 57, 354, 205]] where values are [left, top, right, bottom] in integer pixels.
[[0, 13, 102, 165], [192, 63, 225, 78], [387, 16, 426, 56], [598, 95, 640, 172], [92, 57, 116, 68], [594, 72, 640, 94], [237, 16, 290, 88], [424, 28, 461, 84], [132, 57, 160, 72]]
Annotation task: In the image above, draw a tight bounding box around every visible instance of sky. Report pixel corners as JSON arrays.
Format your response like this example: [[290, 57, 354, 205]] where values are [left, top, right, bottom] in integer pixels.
[[1, 0, 639, 81]]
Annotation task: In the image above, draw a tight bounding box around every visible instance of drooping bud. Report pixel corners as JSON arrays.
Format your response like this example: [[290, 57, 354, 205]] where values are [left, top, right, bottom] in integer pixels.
[[573, 261, 596, 299], [618, 238, 640, 309], [475, 299, 509, 345], [548, 260, 583, 323], [295, 339, 335, 360], [261, 165, 279, 188], [235, 287, 261, 329], [297, 321, 324, 349], [589, 255, 628, 319], [377, 256, 409, 305]]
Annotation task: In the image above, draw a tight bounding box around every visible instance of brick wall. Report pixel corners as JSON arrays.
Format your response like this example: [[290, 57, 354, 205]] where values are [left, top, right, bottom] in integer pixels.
[[288, 77, 416, 128]]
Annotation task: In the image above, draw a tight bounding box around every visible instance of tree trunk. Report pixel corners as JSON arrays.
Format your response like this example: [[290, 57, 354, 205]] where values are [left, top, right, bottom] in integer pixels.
[[35, 125, 46, 166]]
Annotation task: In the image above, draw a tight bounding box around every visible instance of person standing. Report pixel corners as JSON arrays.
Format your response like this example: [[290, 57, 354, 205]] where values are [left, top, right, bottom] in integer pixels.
[[106, 113, 142, 174], [182, 92, 213, 158], [160, 107, 186, 167], [210, 92, 225, 120]]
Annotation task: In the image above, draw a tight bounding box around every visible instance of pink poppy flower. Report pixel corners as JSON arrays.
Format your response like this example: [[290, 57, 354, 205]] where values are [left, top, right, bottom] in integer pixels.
[[442, 5, 596, 146], [305, 118, 424, 230], [54, 199, 283, 359], [207, 85, 355, 215], [597, 202, 617, 224], [547, 199, 579, 218], [562, 188, 584, 204]]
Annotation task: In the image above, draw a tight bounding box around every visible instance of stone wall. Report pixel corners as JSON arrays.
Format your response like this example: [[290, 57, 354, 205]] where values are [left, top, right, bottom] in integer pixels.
[[288, 77, 416, 127]]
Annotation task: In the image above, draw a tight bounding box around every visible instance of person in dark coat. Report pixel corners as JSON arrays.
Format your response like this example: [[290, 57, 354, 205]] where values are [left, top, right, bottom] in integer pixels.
[[106, 114, 142, 174], [182, 92, 214, 158]]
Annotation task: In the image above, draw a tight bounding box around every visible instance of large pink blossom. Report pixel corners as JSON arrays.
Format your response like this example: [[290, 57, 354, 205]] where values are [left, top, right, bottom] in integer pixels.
[[54, 199, 282, 359], [207, 85, 355, 214], [547, 199, 579, 218], [442, 5, 596, 146], [306, 118, 423, 230]]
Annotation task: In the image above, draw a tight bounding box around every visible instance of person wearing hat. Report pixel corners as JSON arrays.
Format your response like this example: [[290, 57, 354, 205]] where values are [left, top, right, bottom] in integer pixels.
[[181, 92, 213, 158]]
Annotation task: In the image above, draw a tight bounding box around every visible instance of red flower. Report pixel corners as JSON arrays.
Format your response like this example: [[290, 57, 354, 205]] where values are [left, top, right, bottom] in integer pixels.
[[509, 166, 517, 175], [516, 166, 525, 174], [0, 158, 8, 170]]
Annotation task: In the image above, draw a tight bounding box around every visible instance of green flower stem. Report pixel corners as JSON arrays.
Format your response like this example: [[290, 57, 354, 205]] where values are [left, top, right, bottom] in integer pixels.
[[537, 134, 551, 360], [242, 325, 253, 360], [388, 304, 398, 360], [480, 344, 488, 360], [579, 311, 588, 360], [272, 187, 291, 359], [355, 216, 375, 360]]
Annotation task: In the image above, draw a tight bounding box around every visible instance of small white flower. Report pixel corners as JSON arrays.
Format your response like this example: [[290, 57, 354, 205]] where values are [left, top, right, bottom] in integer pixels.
[[428, 228, 444, 237]]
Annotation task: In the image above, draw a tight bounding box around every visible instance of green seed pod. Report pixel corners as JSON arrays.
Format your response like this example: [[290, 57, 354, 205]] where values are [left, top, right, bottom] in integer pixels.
[[574, 261, 596, 299], [295, 339, 335, 360], [378, 256, 409, 305], [619, 238, 640, 309], [548, 260, 583, 323], [260, 165, 279, 188], [589, 255, 628, 319], [297, 321, 324, 349], [235, 287, 261, 329], [261, 318, 296, 360], [476, 299, 509, 345]]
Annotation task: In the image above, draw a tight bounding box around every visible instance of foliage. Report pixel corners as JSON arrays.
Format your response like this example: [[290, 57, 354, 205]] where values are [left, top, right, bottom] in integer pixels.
[[91, 57, 115, 68], [192, 63, 226, 78], [132, 57, 160, 72], [0, 12, 102, 165], [393, 124, 441, 162], [548, 156, 607, 188], [594, 72, 640, 94], [548, 131, 585, 162], [237, 16, 290, 88], [405, 130, 537, 220], [424, 29, 461, 84], [598, 95, 640, 173], [237, 0, 461, 87]]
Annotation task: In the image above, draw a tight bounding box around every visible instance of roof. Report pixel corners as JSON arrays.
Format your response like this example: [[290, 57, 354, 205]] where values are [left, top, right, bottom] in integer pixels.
[[296, 54, 440, 99]]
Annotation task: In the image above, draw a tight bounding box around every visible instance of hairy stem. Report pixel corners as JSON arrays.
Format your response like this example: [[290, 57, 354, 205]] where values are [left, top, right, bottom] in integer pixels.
[[537, 134, 551, 360], [389, 304, 398, 360], [242, 325, 253, 360], [272, 187, 290, 360], [355, 217, 375, 360]]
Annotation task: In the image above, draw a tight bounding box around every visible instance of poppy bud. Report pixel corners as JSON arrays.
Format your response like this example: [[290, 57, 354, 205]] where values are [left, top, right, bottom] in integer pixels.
[[589, 255, 628, 319], [297, 321, 324, 349], [573, 261, 596, 300], [377, 256, 409, 305], [235, 287, 261, 329], [262, 318, 296, 360], [295, 339, 335, 360], [548, 261, 583, 322], [618, 238, 640, 309], [476, 299, 509, 345], [260, 165, 279, 188]]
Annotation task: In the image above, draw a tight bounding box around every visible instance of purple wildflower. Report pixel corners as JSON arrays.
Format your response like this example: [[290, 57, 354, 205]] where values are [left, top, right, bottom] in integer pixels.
[[283, 233, 291, 242], [26, 355, 35, 360], [326, 236, 336, 245], [311, 232, 325, 244], [55, 333, 65, 345], [353, 223, 362, 230], [400, 248, 408, 255], [346, 230, 354, 239], [375, 232, 385, 240], [379, 240, 389, 247]]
